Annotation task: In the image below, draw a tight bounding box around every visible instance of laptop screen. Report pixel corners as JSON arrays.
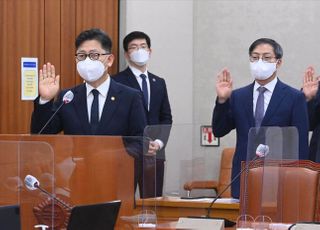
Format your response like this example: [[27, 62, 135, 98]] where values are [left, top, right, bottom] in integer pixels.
[[0, 205, 21, 230], [67, 200, 121, 230]]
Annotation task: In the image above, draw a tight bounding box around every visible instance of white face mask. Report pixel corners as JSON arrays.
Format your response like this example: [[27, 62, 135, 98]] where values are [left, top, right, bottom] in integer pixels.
[[129, 49, 150, 66], [250, 59, 277, 80], [77, 58, 106, 82]]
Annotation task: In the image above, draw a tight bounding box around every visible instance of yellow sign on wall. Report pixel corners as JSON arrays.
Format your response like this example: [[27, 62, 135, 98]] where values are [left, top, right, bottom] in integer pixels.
[[21, 57, 38, 100]]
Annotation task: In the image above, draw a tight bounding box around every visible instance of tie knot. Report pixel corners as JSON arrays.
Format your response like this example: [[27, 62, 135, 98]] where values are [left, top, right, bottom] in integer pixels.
[[91, 89, 99, 97], [257, 86, 267, 94], [140, 74, 147, 80]]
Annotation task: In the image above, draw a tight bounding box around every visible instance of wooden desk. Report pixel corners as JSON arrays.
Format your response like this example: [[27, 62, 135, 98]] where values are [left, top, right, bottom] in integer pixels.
[[135, 197, 240, 222]]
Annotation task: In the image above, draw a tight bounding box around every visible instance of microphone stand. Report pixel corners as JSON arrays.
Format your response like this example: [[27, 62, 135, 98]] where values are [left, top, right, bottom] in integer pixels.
[[38, 102, 64, 134], [206, 154, 260, 218], [35, 184, 72, 210], [37, 90, 74, 134]]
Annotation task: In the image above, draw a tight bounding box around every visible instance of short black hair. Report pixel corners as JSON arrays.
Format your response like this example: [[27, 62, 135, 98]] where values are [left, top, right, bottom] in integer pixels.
[[123, 31, 151, 52], [249, 38, 283, 59], [75, 28, 112, 52]]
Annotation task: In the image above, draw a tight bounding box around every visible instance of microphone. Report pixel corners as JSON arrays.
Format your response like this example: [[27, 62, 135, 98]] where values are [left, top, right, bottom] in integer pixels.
[[206, 144, 269, 216], [38, 90, 74, 134], [24, 175, 72, 210], [189, 144, 269, 227]]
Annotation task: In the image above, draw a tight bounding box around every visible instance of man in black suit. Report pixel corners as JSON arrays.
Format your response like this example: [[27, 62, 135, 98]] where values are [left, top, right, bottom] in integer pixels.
[[112, 31, 173, 197], [31, 28, 146, 165]]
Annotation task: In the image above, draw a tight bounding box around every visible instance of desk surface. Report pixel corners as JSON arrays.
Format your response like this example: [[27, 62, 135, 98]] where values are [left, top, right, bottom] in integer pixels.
[[135, 196, 240, 222]]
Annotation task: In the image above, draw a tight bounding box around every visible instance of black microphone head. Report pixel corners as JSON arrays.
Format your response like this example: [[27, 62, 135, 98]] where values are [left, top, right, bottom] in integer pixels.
[[24, 175, 40, 191], [256, 144, 270, 158], [62, 90, 74, 104]]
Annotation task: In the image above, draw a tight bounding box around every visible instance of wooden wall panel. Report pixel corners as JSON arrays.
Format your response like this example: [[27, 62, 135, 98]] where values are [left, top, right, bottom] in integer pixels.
[[0, 0, 119, 134], [61, 0, 77, 89], [75, 0, 119, 84], [43, 0, 61, 77], [0, 0, 44, 134]]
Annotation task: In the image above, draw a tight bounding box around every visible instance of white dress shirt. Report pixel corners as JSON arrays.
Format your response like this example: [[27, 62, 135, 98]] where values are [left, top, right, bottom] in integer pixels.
[[253, 77, 278, 116], [129, 65, 150, 111], [128, 65, 164, 150], [86, 76, 110, 122]]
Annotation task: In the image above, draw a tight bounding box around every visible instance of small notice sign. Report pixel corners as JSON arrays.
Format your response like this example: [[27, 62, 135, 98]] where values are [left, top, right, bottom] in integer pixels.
[[21, 57, 38, 100], [200, 125, 219, 146]]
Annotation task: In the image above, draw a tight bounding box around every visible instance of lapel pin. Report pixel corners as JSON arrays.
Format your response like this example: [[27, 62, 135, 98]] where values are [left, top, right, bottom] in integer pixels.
[[111, 96, 115, 101], [152, 78, 156, 82]]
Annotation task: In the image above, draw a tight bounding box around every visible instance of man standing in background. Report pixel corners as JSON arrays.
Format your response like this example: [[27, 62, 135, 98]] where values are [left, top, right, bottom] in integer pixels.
[[112, 31, 173, 197]]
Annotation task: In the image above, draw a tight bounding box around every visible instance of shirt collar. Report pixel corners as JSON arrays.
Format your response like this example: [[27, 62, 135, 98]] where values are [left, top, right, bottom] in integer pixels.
[[129, 65, 148, 78], [254, 76, 278, 93], [86, 75, 111, 97]]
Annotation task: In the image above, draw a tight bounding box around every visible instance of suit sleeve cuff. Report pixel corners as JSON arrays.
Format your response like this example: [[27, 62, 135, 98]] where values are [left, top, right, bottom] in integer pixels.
[[154, 139, 164, 150]]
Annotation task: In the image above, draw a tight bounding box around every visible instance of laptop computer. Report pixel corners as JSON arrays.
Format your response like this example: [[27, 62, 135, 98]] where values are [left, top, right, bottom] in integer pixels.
[[0, 204, 21, 230], [67, 200, 121, 230]]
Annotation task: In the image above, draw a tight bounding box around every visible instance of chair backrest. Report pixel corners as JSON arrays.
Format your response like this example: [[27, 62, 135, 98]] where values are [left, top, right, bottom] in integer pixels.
[[240, 160, 320, 223], [217, 148, 235, 198]]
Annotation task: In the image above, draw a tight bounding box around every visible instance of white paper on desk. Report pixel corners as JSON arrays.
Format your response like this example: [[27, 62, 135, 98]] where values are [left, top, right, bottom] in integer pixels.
[[214, 198, 239, 203], [177, 218, 224, 230], [178, 197, 239, 203]]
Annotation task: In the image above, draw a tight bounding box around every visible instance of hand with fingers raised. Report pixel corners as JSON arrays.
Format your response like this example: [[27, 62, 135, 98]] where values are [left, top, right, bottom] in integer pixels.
[[39, 62, 60, 101], [216, 68, 233, 104], [302, 66, 319, 102]]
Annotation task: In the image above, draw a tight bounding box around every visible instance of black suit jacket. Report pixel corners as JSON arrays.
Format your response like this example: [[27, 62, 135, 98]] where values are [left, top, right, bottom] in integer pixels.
[[31, 79, 146, 138], [112, 67, 173, 159]]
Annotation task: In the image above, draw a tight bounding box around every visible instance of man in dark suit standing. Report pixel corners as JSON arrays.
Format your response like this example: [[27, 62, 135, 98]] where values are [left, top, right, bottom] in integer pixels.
[[212, 38, 309, 198], [302, 66, 320, 162], [112, 31, 173, 197], [31, 28, 146, 158]]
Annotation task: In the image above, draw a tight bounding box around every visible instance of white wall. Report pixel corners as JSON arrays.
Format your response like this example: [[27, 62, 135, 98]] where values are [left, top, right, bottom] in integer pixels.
[[119, 0, 194, 125], [120, 0, 320, 196]]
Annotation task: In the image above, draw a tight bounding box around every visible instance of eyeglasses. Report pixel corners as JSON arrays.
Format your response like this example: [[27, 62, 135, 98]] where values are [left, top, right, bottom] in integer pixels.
[[75, 52, 110, 61], [249, 55, 277, 63], [128, 44, 149, 51]]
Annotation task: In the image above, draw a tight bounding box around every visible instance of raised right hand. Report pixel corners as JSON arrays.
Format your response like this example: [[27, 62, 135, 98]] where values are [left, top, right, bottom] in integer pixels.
[[216, 68, 233, 103], [302, 66, 319, 102], [39, 63, 60, 101]]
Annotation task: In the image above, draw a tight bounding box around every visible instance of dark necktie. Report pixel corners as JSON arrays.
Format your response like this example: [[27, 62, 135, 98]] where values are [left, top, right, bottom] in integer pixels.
[[90, 89, 99, 133], [255, 87, 267, 127], [140, 74, 149, 108]]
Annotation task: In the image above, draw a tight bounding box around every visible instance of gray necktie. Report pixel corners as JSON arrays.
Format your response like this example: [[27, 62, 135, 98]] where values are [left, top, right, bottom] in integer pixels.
[[255, 87, 267, 127]]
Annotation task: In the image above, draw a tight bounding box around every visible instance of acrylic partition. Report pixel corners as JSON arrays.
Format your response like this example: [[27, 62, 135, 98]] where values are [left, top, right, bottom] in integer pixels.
[[0, 140, 54, 229], [143, 124, 223, 198], [0, 135, 140, 230], [136, 124, 239, 227], [238, 127, 301, 229]]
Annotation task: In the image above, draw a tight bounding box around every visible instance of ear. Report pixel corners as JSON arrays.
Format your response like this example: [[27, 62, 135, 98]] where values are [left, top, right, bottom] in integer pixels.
[[106, 54, 115, 67], [276, 59, 282, 68], [124, 51, 130, 61]]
